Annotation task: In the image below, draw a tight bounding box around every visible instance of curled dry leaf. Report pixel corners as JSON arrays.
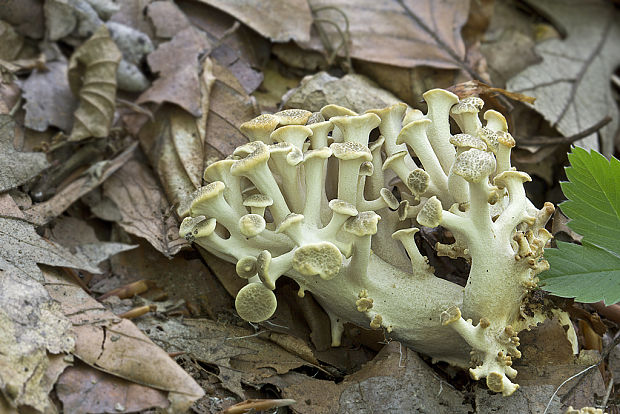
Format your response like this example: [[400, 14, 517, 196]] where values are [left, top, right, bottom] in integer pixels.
[[507, 0, 620, 155], [102, 159, 188, 258], [0, 114, 49, 192], [196, 0, 313, 43], [43, 267, 205, 411], [68, 25, 122, 141], [137, 27, 210, 117], [447, 80, 536, 104], [22, 61, 78, 132]]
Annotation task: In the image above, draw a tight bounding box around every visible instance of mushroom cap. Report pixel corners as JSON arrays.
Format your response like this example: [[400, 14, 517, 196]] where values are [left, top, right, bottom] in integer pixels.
[[330, 113, 381, 138], [307, 112, 326, 124], [359, 161, 374, 176], [417, 196, 442, 228], [380, 188, 399, 210], [230, 141, 270, 176], [235, 282, 278, 322], [365, 102, 407, 120], [440, 305, 462, 326], [292, 241, 343, 280], [236, 256, 257, 278], [328, 199, 358, 217], [257, 250, 276, 289], [403, 108, 424, 125], [423, 88, 459, 107], [330, 141, 372, 161], [303, 147, 332, 161], [320, 104, 358, 119], [483, 110, 508, 132], [407, 168, 430, 195], [493, 170, 531, 188], [344, 211, 381, 236], [382, 150, 407, 171], [396, 118, 431, 146], [203, 159, 235, 182], [239, 114, 279, 141], [397, 199, 410, 221], [276, 213, 304, 234], [239, 214, 266, 237], [391, 227, 420, 241], [450, 133, 486, 151], [270, 125, 313, 146], [452, 149, 496, 183], [243, 193, 273, 208], [190, 181, 225, 216], [179, 216, 216, 242], [274, 108, 312, 125], [451, 97, 484, 115]]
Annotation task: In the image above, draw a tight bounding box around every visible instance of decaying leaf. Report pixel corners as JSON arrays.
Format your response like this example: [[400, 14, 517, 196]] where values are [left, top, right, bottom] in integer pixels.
[[57, 361, 170, 413], [22, 61, 78, 132], [196, 0, 313, 43], [138, 317, 311, 398], [24, 142, 137, 226], [0, 0, 45, 39], [507, 0, 620, 155], [0, 21, 25, 61], [305, 0, 471, 70], [102, 159, 188, 258], [68, 25, 122, 141], [137, 27, 211, 117], [0, 114, 49, 192], [43, 267, 206, 412]]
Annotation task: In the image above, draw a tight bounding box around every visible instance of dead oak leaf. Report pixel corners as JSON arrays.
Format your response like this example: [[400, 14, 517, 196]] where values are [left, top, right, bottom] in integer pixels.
[[195, 0, 312, 43], [305, 0, 471, 70], [137, 27, 210, 117], [0, 114, 48, 192], [507, 0, 620, 155], [68, 25, 122, 141], [103, 159, 188, 258]]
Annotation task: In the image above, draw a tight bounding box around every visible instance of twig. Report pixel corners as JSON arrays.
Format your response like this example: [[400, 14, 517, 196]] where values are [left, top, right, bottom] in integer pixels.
[[517, 117, 611, 146]]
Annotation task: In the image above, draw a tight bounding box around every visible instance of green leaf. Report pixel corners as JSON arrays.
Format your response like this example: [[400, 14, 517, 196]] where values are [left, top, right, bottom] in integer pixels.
[[541, 147, 620, 304]]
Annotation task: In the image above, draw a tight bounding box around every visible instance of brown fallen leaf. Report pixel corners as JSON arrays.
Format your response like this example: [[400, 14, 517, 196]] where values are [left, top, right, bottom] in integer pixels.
[[0, 114, 49, 192], [43, 267, 205, 412], [0, 21, 25, 61], [266, 342, 471, 414], [507, 0, 620, 155], [223, 398, 297, 414], [0, 0, 45, 39], [22, 60, 78, 132], [137, 27, 211, 117], [139, 317, 312, 398], [24, 142, 137, 226], [447, 80, 536, 104], [68, 25, 122, 141], [196, 0, 313, 43], [304, 0, 471, 71], [146, 0, 192, 39], [57, 360, 170, 413], [102, 158, 188, 257]]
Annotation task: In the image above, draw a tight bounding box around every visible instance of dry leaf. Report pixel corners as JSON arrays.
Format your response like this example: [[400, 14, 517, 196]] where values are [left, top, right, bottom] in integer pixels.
[[305, 0, 470, 70], [43, 267, 206, 411], [68, 25, 122, 141], [109, 0, 155, 39], [146, 1, 191, 39], [57, 361, 170, 413], [0, 0, 45, 39], [0, 114, 49, 192], [24, 142, 137, 226], [195, 0, 313, 43], [139, 317, 311, 398], [137, 27, 210, 117], [102, 159, 188, 258], [507, 0, 620, 155], [45, 0, 104, 41], [22, 61, 78, 132], [0, 21, 25, 61], [266, 342, 471, 414]]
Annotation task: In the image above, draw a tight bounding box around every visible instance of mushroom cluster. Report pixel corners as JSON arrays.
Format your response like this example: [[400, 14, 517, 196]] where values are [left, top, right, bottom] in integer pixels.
[[179, 89, 575, 395]]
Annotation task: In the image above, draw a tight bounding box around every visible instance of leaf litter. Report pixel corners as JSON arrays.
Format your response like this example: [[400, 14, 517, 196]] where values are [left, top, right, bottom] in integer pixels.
[[1, 0, 619, 412]]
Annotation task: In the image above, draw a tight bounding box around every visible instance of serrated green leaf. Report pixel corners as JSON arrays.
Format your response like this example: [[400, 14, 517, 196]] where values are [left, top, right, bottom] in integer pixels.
[[561, 147, 620, 257], [541, 147, 620, 304], [542, 241, 620, 304]]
